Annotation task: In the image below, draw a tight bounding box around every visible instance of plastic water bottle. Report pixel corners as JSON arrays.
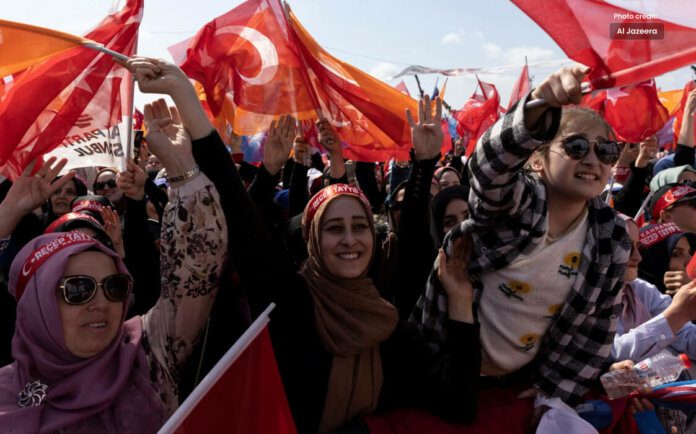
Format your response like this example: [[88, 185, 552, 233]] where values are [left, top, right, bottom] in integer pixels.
[[600, 353, 692, 400]]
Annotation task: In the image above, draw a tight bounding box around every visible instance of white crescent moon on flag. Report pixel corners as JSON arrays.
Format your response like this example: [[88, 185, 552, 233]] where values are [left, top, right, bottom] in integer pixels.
[[215, 25, 279, 86]]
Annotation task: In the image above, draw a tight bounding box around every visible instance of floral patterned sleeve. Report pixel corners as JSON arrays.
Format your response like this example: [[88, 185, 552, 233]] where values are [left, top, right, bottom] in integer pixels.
[[141, 174, 228, 413]]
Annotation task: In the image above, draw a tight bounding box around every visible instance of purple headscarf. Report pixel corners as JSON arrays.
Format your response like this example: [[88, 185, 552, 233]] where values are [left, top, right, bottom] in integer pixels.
[[0, 232, 165, 433]]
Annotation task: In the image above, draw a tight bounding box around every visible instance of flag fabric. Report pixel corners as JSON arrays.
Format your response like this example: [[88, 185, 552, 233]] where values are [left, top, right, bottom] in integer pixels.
[[158, 304, 297, 434], [511, 0, 696, 89], [452, 78, 501, 156], [671, 81, 696, 148], [175, 0, 419, 162], [394, 80, 410, 97], [0, 0, 142, 180], [580, 80, 670, 143], [0, 19, 93, 77], [507, 64, 530, 110], [431, 77, 440, 99], [659, 88, 686, 114], [133, 108, 144, 130]]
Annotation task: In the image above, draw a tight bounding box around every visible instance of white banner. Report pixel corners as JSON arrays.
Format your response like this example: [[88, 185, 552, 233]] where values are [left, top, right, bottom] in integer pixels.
[[45, 121, 129, 175]]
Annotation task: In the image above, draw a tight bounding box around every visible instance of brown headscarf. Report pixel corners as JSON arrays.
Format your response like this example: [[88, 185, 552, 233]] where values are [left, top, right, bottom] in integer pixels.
[[300, 184, 399, 433]]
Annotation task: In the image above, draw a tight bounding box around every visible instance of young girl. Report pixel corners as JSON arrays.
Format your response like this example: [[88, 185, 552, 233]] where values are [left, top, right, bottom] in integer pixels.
[[412, 65, 631, 407]]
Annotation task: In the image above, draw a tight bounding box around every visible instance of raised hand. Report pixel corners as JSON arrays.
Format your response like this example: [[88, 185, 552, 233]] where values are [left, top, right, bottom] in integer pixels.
[[143, 99, 197, 186], [686, 89, 696, 117], [100, 205, 125, 257], [316, 112, 342, 156], [635, 136, 658, 168], [437, 234, 474, 323], [117, 159, 147, 200], [664, 270, 690, 296], [263, 114, 297, 175], [406, 95, 443, 161], [120, 57, 190, 97], [4, 157, 75, 218], [531, 65, 589, 107]]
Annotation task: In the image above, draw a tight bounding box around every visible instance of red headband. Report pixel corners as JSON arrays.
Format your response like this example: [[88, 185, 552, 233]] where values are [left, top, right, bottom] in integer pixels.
[[653, 185, 696, 217], [72, 200, 107, 215], [304, 184, 371, 228], [639, 222, 681, 249], [15, 231, 95, 301], [44, 212, 103, 234]]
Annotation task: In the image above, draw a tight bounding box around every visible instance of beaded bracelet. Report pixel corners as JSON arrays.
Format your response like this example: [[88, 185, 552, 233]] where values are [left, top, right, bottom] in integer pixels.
[[166, 165, 200, 183]]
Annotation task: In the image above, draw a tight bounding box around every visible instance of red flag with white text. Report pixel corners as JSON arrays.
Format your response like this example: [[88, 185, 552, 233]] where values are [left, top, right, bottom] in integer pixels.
[[159, 304, 297, 434], [511, 0, 696, 89], [0, 0, 142, 179]]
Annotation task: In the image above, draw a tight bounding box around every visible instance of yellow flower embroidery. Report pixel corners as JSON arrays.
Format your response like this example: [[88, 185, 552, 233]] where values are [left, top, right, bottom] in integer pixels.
[[558, 252, 581, 278], [544, 303, 563, 319], [498, 280, 533, 301], [518, 333, 539, 352]]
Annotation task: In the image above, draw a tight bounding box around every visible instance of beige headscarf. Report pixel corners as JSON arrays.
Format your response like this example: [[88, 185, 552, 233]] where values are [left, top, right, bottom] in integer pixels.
[[300, 184, 399, 433]]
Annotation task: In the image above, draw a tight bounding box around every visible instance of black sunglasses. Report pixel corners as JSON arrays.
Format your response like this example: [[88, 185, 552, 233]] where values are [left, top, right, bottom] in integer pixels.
[[561, 135, 621, 165], [94, 179, 117, 191], [57, 274, 132, 305]]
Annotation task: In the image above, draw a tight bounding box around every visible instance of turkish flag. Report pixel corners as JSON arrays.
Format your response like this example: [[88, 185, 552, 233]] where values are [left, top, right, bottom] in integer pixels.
[[175, 0, 419, 162], [160, 305, 297, 434], [0, 0, 142, 179], [581, 80, 669, 142], [507, 65, 530, 110], [178, 0, 316, 136], [452, 79, 501, 157], [671, 81, 696, 148], [511, 0, 696, 89], [394, 80, 410, 97]]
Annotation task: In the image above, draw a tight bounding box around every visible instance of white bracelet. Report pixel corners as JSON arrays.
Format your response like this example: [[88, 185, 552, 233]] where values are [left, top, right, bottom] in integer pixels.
[[166, 165, 200, 183]]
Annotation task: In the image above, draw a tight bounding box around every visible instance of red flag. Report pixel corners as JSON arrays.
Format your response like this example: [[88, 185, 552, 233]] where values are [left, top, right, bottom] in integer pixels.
[[175, 0, 418, 162], [394, 80, 410, 97], [507, 65, 530, 110], [511, 0, 696, 89], [0, 0, 142, 179], [581, 80, 669, 142], [161, 305, 297, 434], [671, 81, 696, 148], [452, 79, 501, 156]]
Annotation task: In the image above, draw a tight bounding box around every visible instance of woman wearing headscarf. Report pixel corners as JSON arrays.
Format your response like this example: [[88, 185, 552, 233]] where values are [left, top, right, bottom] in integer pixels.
[[431, 185, 470, 247], [638, 222, 696, 296], [0, 92, 228, 433], [121, 57, 480, 433]]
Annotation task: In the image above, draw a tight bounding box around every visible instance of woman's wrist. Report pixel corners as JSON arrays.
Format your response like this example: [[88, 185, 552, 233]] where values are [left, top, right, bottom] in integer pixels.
[[447, 295, 474, 323]]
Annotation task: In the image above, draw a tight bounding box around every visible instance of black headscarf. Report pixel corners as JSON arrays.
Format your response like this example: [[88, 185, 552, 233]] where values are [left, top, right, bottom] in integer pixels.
[[638, 230, 696, 294], [431, 184, 469, 246]]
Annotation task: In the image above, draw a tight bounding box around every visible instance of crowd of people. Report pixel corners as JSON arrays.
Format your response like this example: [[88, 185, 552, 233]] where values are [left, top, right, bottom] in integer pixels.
[[0, 56, 695, 433]]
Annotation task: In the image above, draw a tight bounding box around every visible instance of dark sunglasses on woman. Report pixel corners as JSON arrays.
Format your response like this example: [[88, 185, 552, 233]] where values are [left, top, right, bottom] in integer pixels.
[[561, 135, 621, 165], [57, 274, 132, 305], [94, 179, 118, 191]]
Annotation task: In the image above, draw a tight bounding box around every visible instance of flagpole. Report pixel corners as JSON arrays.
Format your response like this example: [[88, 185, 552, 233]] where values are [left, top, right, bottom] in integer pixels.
[[123, 34, 139, 167], [525, 55, 532, 89], [414, 75, 425, 98], [83, 43, 129, 62], [634, 191, 654, 221]]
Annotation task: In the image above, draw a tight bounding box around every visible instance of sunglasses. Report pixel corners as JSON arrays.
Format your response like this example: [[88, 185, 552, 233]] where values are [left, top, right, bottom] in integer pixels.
[[57, 274, 132, 305], [561, 135, 621, 165], [94, 179, 117, 191]]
